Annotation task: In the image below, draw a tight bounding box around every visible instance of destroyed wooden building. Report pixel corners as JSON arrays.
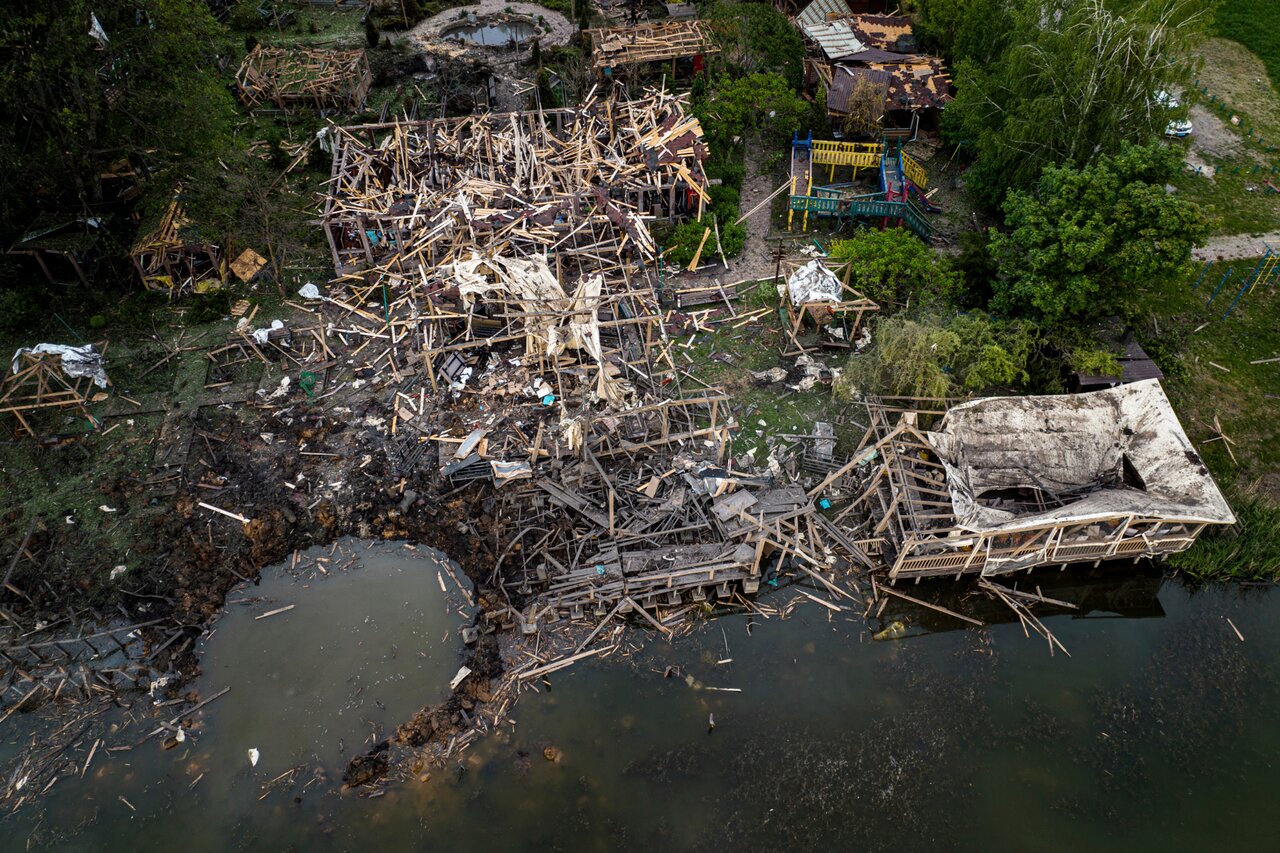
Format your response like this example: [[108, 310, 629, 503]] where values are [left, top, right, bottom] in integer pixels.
[[130, 197, 226, 294], [235, 46, 373, 112], [320, 89, 710, 276], [2, 344, 109, 437], [315, 90, 879, 627], [837, 380, 1235, 582], [793, 1, 952, 133], [586, 19, 719, 80]]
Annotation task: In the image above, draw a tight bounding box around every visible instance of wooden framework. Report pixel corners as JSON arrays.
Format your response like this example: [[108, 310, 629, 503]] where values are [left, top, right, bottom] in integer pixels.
[[778, 258, 878, 355], [586, 20, 719, 73], [130, 199, 226, 294], [235, 46, 372, 112], [833, 401, 1223, 583], [320, 89, 710, 277], [1, 345, 108, 437]]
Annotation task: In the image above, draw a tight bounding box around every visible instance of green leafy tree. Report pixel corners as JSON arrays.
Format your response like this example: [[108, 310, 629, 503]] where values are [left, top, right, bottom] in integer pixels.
[[946, 0, 1214, 207], [827, 227, 962, 308], [988, 142, 1208, 325], [915, 0, 1016, 64], [837, 312, 1038, 398], [693, 72, 812, 153], [704, 1, 805, 89], [0, 1, 235, 247]]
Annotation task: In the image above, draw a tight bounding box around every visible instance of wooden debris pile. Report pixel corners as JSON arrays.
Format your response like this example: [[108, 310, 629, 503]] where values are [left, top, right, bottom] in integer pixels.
[[320, 88, 710, 276], [586, 19, 719, 71], [2, 344, 109, 437], [235, 46, 373, 112], [130, 198, 226, 294]]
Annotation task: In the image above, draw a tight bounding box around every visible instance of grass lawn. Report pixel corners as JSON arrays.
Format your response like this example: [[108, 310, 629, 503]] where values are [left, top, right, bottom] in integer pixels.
[[1127, 256, 1280, 578], [1215, 0, 1280, 93]]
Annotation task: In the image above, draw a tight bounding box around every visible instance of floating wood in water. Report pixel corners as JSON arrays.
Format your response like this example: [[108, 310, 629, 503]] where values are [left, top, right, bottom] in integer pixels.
[[255, 604, 295, 620], [518, 645, 616, 680], [878, 583, 983, 626]]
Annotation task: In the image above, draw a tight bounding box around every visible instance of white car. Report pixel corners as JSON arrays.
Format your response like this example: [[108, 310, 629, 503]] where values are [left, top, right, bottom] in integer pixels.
[[1155, 90, 1193, 138]]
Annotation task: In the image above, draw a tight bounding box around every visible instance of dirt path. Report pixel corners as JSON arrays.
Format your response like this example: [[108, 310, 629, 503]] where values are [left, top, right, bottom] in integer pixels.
[[1194, 230, 1280, 261], [734, 139, 785, 283]]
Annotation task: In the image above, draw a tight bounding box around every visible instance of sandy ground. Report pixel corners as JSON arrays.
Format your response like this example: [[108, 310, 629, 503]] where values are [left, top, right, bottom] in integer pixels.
[[1194, 229, 1280, 261], [734, 139, 786, 283]]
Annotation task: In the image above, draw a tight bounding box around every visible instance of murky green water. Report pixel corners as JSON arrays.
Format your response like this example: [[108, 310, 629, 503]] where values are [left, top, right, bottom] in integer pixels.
[[3, 550, 1277, 851]]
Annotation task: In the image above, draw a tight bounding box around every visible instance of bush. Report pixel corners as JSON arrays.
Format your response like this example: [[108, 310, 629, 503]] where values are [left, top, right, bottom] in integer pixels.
[[837, 312, 1039, 399], [828, 227, 962, 309], [661, 214, 746, 268]]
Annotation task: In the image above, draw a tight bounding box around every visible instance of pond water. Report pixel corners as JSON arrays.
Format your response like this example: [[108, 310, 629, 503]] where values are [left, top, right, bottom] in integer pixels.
[[3, 554, 1278, 851], [442, 20, 538, 47]]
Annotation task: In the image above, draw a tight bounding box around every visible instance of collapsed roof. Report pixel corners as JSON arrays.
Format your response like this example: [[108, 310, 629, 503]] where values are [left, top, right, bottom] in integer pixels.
[[927, 379, 1235, 533]]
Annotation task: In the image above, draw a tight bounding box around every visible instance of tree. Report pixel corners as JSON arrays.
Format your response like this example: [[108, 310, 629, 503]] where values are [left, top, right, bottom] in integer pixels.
[[693, 73, 812, 153], [704, 1, 805, 89], [915, 0, 1015, 64], [0, 1, 235, 250], [835, 313, 1037, 398], [988, 142, 1208, 325], [945, 0, 1214, 207], [827, 228, 962, 309]]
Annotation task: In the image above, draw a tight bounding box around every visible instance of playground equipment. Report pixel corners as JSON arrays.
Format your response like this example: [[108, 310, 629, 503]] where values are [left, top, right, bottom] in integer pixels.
[[787, 133, 936, 241]]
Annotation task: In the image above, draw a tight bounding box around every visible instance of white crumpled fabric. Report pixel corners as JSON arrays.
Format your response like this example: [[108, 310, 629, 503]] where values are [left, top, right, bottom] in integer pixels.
[[11, 343, 110, 388]]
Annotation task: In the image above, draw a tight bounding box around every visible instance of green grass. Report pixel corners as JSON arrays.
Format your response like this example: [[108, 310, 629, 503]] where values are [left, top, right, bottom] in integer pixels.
[[1126, 257, 1280, 578], [1216, 1, 1280, 93], [681, 280, 865, 462]]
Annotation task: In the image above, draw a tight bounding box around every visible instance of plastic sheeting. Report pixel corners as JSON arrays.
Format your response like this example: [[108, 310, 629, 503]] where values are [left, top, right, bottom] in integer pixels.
[[926, 379, 1236, 533], [11, 343, 110, 389], [786, 260, 843, 307]]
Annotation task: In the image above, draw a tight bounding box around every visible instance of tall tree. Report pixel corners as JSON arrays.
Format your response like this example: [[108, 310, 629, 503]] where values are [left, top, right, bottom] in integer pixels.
[[0, 1, 235, 243], [988, 142, 1208, 325], [946, 0, 1214, 207]]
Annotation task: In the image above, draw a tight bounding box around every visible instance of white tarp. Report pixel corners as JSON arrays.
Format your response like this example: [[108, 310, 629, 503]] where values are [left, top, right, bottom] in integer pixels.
[[926, 379, 1235, 533], [441, 253, 629, 404], [786, 260, 843, 307], [11, 343, 109, 388]]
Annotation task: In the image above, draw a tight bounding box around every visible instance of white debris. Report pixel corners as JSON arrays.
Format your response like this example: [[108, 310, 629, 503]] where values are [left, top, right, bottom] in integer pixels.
[[786, 260, 843, 307], [450, 665, 473, 690], [99, 505, 117, 513], [109, 565, 128, 581], [248, 748, 260, 767], [251, 319, 285, 345], [11, 343, 110, 388], [298, 283, 322, 300]]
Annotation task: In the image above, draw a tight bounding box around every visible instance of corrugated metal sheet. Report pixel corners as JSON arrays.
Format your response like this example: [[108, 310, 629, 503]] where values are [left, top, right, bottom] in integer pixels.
[[796, 0, 864, 60], [797, 0, 853, 30]]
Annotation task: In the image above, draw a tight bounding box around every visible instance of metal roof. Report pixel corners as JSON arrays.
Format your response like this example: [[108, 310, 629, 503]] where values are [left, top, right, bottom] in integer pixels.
[[796, 0, 864, 60]]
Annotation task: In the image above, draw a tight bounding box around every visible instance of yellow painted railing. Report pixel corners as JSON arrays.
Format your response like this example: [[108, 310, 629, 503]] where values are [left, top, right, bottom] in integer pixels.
[[810, 140, 882, 168], [901, 152, 928, 189]]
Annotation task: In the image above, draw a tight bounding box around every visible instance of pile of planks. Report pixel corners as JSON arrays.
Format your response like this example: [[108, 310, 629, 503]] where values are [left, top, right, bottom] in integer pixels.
[[320, 87, 710, 277], [130, 198, 226, 294], [235, 46, 373, 113], [586, 19, 720, 70]]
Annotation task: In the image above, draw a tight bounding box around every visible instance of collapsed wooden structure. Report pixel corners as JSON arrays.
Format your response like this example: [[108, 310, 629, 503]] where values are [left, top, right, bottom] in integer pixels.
[[831, 381, 1236, 582], [792, 1, 951, 130], [321, 88, 710, 276], [2, 345, 108, 437], [586, 19, 719, 76], [130, 198, 226, 294], [235, 46, 372, 112], [313, 90, 889, 623]]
